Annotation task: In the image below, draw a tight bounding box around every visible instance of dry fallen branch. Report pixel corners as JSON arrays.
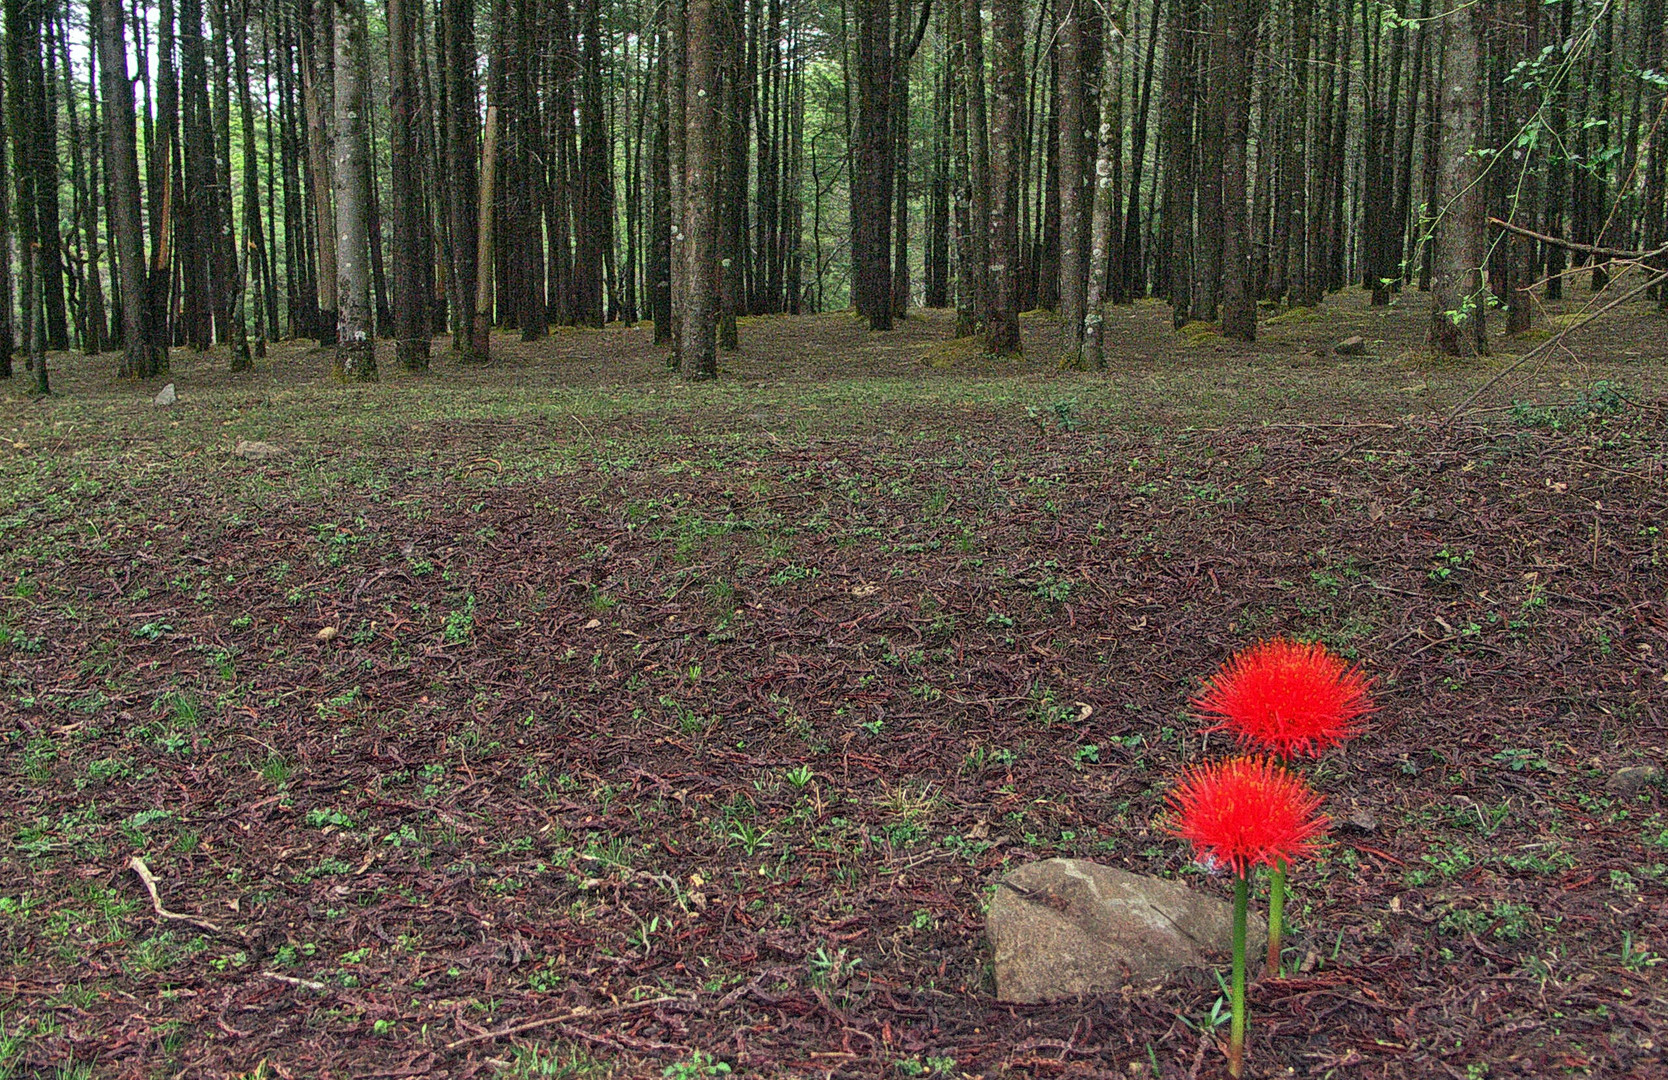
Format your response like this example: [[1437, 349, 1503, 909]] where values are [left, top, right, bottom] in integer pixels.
[[444, 995, 686, 1050], [261, 971, 329, 992], [127, 855, 223, 934]]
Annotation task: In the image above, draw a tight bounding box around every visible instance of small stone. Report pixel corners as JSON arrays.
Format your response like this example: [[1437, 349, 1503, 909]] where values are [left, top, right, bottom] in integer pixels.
[[152, 383, 177, 406], [1335, 336, 1368, 356], [1608, 766, 1663, 796], [987, 858, 1265, 1003], [235, 440, 285, 461], [1339, 809, 1379, 834]]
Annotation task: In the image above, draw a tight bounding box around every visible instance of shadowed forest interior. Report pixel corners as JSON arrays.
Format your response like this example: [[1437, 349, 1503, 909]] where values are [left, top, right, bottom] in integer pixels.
[[0, 0, 1664, 391]]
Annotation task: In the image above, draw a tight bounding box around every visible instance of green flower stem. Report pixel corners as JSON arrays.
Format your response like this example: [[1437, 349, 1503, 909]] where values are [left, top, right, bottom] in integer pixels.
[[1267, 859, 1287, 977], [1230, 874, 1248, 1078]]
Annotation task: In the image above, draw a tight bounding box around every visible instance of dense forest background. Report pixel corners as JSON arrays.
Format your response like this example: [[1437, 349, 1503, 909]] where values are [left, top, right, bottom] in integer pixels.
[[0, 0, 1664, 393]]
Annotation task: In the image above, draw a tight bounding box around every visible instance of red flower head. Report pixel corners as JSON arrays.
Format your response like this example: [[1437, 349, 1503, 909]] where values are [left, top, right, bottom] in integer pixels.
[[1167, 757, 1328, 878], [1193, 638, 1373, 758]]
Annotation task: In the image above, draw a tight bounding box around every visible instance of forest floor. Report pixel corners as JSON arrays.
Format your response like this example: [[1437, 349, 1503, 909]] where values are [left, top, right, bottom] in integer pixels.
[[2, 288, 1667, 1079]]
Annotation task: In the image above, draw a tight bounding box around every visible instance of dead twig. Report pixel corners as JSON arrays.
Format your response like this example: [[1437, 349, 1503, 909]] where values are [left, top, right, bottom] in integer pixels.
[[444, 994, 686, 1050], [260, 972, 329, 992], [1488, 218, 1668, 262], [127, 855, 222, 934]]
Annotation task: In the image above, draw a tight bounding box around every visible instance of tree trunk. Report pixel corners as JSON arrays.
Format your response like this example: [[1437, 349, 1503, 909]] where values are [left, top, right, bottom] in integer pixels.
[[853, 0, 894, 329], [389, 0, 429, 369], [1120, 0, 1160, 301], [442, 0, 479, 354], [1219, 0, 1263, 341], [304, 0, 338, 344], [1056, 0, 1086, 348], [1429, 0, 1486, 357], [59, 14, 106, 355], [332, 0, 375, 379], [1079, 20, 1124, 370], [98, 0, 165, 377], [471, 104, 499, 359], [5, 0, 50, 391], [962, 0, 990, 332], [984, 0, 1022, 354], [1160, 0, 1196, 325], [682, 0, 720, 378], [1505, 0, 1540, 334], [1273, 0, 1309, 304], [0, 35, 12, 377]]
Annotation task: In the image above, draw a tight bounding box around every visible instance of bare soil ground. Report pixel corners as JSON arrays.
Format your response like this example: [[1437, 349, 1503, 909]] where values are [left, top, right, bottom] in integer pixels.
[[2, 291, 1667, 1079]]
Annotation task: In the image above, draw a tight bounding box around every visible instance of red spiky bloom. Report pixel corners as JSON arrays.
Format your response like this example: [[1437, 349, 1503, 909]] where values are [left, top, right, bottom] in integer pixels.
[[1193, 638, 1373, 758], [1167, 757, 1328, 878]]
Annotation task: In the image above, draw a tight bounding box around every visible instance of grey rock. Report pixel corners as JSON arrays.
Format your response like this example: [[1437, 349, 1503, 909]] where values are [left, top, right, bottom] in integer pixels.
[[1339, 809, 1379, 835], [987, 858, 1264, 1003], [1335, 336, 1368, 356], [1608, 766, 1663, 796], [152, 383, 177, 406], [235, 440, 285, 462]]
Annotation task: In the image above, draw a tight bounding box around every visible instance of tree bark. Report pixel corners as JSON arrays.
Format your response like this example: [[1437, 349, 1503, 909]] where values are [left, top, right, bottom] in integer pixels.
[[984, 0, 1022, 355], [1160, 0, 1196, 325], [471, 104, 499, 359], [1079, 20, 1124, 370], [962, 0, 990, 332], [442, 0, 479, 354], [1219, 0, 1264, 341], [853, 0, 894, 329], [1056, 0, 1086, 348], [0, 37, 12, 377], [389, 0, 429, 369], [682, 0, 720, 378], [332, 0, 375, 379], [1429, 0, 1487, 356], [5, 0, 50, 391]]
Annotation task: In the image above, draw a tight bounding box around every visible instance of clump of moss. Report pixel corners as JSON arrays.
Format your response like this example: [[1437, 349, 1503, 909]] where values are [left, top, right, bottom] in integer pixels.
[[1180, 320, 1225, 346], [918, 337, 985, 369]]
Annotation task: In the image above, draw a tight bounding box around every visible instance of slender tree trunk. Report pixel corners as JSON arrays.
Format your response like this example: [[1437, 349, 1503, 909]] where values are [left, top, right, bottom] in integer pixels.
[[389, 0, 430, 369], [0, 37, 13, 377], [232, 0, 268, 360], [1429, 0, 1486, 356], [1505, 0, 1541, 333], [853, 0, 894, 329], [304, 0, 338, 344], [442, 0, 479, 354], [471, 104, 499, 358], [1219, 0, 1264, 341], [1160, 0, 1196, 325], [1541, 0, 1571, 300], [5, 0, 49, 391], [1079, 20, 1124, 370], [963, 0, 990, 331], [984, 0, 1022, 354], [1056, 0, 1086, 348], [332, 0, 375, 379], [60, 16, 107, 355], [668, 0, 688, 363], [1191, 1, 1226, 323], [683, 0, 720, 378], [99, 0, 165, 377], [208, 0, 241, 355], [1121, 0, 1160, 301], [651, 4, 673, 343]]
